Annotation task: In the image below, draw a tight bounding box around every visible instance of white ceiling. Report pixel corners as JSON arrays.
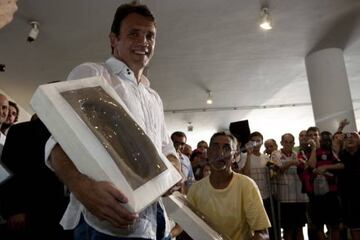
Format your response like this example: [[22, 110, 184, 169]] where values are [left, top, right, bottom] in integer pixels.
[[1, 0, 360, 147]]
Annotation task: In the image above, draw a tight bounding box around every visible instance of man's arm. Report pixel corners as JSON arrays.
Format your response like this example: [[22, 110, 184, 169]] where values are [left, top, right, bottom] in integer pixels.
[[337, 118, 350, 132], [166, 153, 181, 173], [163, 154, 183, 195], [278, 159, 298, 173], [241, 153, 252, 176], [49, 144, 138, 228], [314, 162, 344, 175]]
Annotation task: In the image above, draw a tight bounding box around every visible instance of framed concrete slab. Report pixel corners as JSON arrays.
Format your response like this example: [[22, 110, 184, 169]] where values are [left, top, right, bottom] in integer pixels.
[[31, 76, 182, 213]]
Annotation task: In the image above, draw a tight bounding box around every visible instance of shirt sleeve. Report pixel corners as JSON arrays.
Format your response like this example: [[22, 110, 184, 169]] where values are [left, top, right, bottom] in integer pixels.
[[157, 96, 177, 157], [44, 63, 106, 169], [243, 179, 271, 231], [66, 62, 108, 81], [44, 136, 58, 170], [186, 183, 197, 207]]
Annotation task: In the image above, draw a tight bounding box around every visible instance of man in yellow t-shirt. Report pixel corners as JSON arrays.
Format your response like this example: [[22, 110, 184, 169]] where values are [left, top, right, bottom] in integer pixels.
[[187, 132, 271, 240]]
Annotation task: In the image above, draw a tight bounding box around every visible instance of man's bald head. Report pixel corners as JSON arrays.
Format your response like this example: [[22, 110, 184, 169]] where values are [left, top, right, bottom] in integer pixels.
[[0, 93, 9, 125]]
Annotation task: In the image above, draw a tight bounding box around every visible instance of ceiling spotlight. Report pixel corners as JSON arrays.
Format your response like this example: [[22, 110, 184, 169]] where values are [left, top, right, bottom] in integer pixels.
[[259, 7, 272, 30], [206, 91, 213, 105], [0, 64, 5, 72], [27, 21, 40, 42], [187, 122, 193, 132]]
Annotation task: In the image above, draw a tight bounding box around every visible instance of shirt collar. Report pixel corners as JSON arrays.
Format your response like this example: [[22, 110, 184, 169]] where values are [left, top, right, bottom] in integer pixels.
[[105, 56, 150, 87]]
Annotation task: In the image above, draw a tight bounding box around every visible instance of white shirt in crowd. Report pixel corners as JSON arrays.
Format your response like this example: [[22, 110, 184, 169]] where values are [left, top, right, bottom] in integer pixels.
[[245, 153, 271, 199]]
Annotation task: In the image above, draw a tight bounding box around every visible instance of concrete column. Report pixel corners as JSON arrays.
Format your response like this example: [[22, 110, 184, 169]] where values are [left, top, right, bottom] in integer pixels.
[[305, 48, 357, 132]]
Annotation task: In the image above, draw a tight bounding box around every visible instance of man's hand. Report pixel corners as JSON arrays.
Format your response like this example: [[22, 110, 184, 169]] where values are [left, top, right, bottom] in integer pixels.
[[314, 165, 328, 175], [72, 177, 139, 228], [7, 213, 26, 231], [50, 144, 138, 228], [162, 154, 183, 196], [338, 119, 350, 132], [245, 142, 254, 154], [170, 223, 183, 238], [166, 154, 181, 173], [307, 139, 316, 150]]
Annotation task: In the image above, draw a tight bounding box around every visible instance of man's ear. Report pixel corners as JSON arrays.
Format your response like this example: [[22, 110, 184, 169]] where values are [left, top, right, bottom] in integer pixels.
[[232, 152, 239, 163], [109, 32, 119, 48]]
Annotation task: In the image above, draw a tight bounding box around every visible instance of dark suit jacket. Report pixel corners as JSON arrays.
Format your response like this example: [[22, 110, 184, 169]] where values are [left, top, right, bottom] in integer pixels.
[[0, 119, 72, 239]]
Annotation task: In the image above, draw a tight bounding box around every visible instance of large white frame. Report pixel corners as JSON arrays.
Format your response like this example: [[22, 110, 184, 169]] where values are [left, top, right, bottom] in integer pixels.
[[163, 192, 226, 240], [31, 76, 181, 213]]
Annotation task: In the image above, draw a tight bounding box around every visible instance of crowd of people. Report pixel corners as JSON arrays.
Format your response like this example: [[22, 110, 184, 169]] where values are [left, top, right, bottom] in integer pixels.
[[170, 123, 360, 240], [0, 2, 359, 240]]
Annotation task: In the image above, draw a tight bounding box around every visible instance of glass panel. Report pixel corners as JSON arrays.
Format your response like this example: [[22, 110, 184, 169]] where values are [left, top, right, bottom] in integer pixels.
[[61, 86, 167, 190]]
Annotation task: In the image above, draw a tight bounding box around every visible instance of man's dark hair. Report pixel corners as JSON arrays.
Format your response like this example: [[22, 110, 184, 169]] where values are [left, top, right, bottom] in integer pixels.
[[306, 126, 320, 135], [190, 149, 202, 162], [111, 3, 156, 36], [320, 131, 332, 139], [171, 131, 187, 141], [209, 132, 238, 150], [9, 101, 19, 122], [197, 140, 208, 148], [281, 133, 294, 142], [249, 131, 263, 141]]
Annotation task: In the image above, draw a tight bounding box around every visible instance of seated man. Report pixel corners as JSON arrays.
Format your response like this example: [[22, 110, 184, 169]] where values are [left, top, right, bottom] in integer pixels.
[[187, 132, 270, 240]]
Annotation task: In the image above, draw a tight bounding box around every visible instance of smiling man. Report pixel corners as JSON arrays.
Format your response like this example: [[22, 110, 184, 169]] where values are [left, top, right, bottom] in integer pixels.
[[45, 3, 180, 240], [187, 132, 270, 240]]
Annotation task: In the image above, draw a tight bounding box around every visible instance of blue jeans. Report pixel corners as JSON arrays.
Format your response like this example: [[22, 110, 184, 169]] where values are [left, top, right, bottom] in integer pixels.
[[73, 219, 150, 240], [74, 203, 170, 240]]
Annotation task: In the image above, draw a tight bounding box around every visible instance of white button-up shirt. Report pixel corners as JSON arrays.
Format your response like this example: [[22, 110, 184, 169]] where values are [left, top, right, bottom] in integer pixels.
[[45, 57, 177, 239], [178, 152, 195, 188]]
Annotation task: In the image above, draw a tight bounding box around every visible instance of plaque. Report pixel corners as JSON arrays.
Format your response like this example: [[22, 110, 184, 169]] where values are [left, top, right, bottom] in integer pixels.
[[31, 76, 182, 213]]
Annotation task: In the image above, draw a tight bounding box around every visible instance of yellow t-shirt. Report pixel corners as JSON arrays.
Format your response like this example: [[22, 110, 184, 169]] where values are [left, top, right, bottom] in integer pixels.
[[187, 173, 271, 240]]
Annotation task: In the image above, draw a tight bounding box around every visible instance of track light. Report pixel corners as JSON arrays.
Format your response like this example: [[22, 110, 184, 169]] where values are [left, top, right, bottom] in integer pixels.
[[27, 21, 40, 42], [259, 7, 272, 30], [206, 91, 213, 105], [187, 122, 193, 132]]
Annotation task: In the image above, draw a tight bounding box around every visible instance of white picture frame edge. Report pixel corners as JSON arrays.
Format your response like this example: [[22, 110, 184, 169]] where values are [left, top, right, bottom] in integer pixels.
[[30, 76, 181, 213], [163, 192, 224, 240]]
